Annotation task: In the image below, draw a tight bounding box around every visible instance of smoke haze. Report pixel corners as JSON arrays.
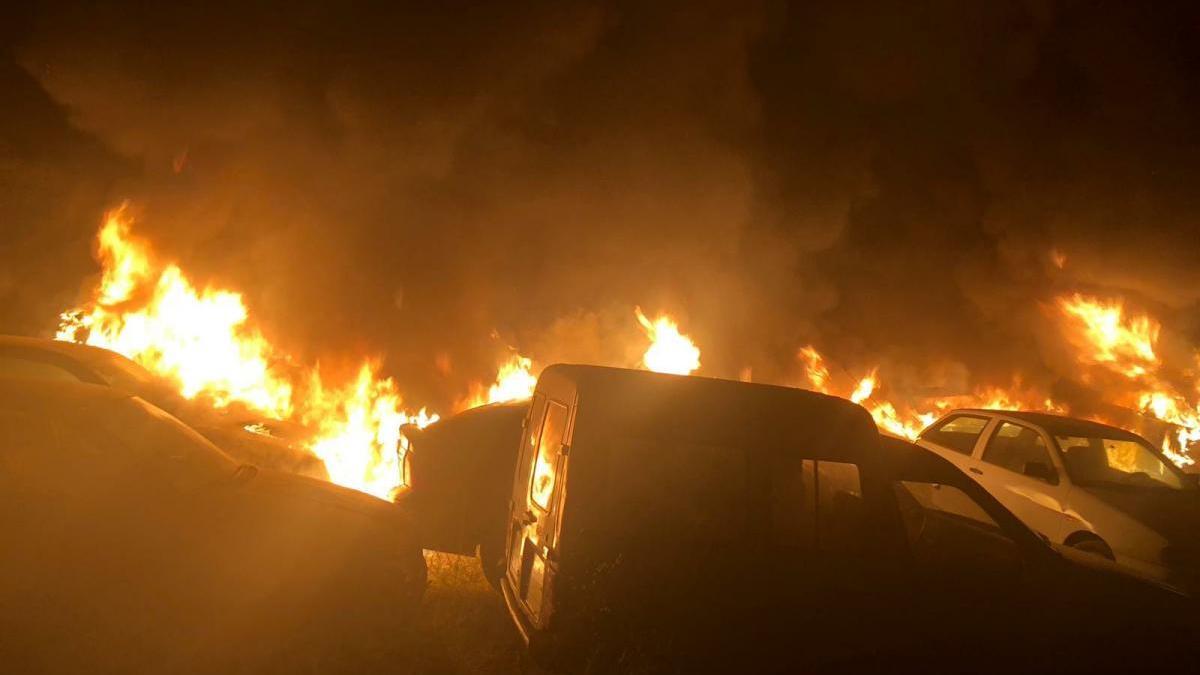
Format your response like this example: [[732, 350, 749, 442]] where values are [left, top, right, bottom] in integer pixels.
[[4, 1, 1200, 408]]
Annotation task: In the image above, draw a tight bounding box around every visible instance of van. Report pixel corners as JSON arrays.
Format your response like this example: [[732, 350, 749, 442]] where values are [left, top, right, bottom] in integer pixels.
[[501, 365, 1196, 672]]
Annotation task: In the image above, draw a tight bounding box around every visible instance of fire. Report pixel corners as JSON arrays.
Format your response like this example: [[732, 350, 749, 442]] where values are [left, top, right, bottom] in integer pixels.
[[849, 370, 877, 404], [792, 293, 1199, 467], [57, 207, 437, 498], [1057, 294, 1159, 377], [635, 307, 701, 375], [798, 345, 831, 393], [797, 346, 1062, 442], [461, 353, 537, 409]]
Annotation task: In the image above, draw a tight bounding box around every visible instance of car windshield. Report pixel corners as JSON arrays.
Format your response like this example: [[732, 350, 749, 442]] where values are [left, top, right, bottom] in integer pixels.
[[89, 353, 188, 414], [1056, 435, 1187, 490], [101, 397, 239, 490]]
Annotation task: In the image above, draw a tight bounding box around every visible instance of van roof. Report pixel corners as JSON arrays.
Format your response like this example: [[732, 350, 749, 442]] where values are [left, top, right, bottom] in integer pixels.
[[537, 364, 879, 463]]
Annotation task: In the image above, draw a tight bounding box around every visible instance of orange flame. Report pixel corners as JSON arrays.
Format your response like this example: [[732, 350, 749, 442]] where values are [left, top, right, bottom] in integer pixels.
[[460, 353, 537, 410], [57, 207, 437, 498], [1057, 294, 1159, 377], [635, 307, 700, 375]]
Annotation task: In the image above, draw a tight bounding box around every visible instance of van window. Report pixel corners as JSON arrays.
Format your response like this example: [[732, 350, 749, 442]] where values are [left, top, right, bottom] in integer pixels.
[[768, 458, 816, 550], [531, 401, 567, 511], [920, 415, 989, 455], [816, 461, 864, 553]]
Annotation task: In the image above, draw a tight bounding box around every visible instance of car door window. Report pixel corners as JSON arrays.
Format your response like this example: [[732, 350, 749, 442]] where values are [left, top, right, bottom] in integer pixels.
[[893, 480, 1022, 579], [920, 415, 989, 455], [982, 422, 1056, 484]]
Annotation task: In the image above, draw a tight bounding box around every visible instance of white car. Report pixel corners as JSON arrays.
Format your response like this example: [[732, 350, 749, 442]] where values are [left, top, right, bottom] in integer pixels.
[[917, 409, 1200, 592]]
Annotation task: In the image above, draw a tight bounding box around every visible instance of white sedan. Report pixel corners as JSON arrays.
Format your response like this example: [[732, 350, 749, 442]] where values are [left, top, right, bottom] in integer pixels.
[[917, 409, 1200, 593]]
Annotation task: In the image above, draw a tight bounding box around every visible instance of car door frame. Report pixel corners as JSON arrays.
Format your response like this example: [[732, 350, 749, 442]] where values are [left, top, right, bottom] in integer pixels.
[[969, 417, 1075, 543]]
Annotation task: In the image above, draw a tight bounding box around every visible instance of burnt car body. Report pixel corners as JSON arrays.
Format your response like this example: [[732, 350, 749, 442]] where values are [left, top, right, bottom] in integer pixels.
[[501, 365, 1197, 672], [0, 378, 426, 673], [0, 335, 327, 479], [397, 400, 527, 582]]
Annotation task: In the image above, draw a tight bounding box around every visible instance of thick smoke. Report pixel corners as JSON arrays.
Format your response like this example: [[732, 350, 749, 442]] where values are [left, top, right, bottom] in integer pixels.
[[3, 1, 1200, 409]]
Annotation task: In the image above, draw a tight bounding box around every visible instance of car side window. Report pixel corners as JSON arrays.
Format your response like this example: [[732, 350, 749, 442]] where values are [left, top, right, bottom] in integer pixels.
[[0, 355, 82, 383], [982, 422, 1057, 484], [920, 415, 989, 455]]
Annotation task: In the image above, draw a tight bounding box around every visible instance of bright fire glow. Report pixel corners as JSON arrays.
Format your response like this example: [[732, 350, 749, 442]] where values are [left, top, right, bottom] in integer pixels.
[[793, 292, 1200, 467], [461, 353, 538, 409], [635, 307, 701, 376], [1058, 294, 1159, 377], [57, 207, 438, 498]]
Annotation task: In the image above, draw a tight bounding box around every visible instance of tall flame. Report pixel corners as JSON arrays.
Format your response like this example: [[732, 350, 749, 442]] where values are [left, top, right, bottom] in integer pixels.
[[57, 207, 437, 498], [635, 307, 701, 376]]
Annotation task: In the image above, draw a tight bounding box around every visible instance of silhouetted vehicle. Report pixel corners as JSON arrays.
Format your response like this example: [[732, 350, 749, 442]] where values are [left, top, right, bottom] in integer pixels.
[[501, 365, 1197, 672], [0, 335, 327, 479], [0, 378, 426, 673], [396, 400, 527, 585], [918, 409, 1200, 592]]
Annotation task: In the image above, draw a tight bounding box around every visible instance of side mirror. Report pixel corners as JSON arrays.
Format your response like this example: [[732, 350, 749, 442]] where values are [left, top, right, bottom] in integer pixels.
[[1023, 461, 1057, 484]]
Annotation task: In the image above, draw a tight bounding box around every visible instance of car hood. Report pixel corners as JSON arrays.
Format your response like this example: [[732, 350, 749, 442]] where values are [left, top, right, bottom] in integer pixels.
[[1084, 485, 1200, 544], [237, 467, 404, 523]]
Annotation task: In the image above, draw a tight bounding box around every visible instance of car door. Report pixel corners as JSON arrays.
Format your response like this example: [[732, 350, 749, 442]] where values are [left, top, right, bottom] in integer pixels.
[[972, 420, 1073, 542], [506, 394, 571, 629]]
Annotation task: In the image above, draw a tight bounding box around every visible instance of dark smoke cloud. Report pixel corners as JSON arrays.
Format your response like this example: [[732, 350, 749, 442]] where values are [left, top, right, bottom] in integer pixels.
[[3, 1, 1200, 408]]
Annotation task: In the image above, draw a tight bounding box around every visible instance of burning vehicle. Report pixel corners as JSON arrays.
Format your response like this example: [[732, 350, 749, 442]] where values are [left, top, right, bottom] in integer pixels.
[[500, 365, 1196, 671], [0, 335, 328, 480], [396, 399, 529, 585], [918, 409, 1200, 592], [0, 377, 427, 672]]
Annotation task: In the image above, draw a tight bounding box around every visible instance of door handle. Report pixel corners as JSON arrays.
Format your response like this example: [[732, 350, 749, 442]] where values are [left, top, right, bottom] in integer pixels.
[[968, 467, 984, 476]]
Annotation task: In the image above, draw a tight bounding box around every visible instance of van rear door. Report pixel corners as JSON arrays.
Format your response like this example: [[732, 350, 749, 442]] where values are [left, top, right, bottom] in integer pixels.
[[506, 394, 571, 630]]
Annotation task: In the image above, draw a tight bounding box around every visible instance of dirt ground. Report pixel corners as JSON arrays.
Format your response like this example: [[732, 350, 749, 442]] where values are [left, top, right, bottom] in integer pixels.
[[409, 552, 532, 674]]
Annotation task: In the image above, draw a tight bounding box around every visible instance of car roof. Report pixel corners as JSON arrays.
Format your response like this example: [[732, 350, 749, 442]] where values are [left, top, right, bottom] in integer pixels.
[[0, 375, 134, 411], [946, 408, 1144, 441], [536, 364, 880, 464], [0, 334, 126, 369], [408, 399, 529, 439]]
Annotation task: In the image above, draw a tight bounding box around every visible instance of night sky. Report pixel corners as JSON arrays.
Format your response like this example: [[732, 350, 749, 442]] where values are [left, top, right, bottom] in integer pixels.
[[4, 1, 1200, 408]]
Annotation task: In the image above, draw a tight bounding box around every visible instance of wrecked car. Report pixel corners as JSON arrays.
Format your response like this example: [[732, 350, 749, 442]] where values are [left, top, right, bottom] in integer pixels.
[[917, 409, 1200, 592], [501, 365, 1196, 672], [0, 377, 426, 672], [396, 399, 528, 584], [0, 335, 327, 479]]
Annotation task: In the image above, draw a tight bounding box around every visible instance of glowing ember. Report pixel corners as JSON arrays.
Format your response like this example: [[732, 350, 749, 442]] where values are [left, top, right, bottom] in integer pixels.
[[57, 207, 437, 498], [635, 307, 701, 375]]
